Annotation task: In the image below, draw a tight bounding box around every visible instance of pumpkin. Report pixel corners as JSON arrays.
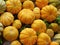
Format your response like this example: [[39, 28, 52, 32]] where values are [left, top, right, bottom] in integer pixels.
[[46, 29, 54, 38], [33, 7, 40, 19], [12, 19, 22, 29], [50, 42, 59, 45], [0, 12, 14, 26], [37, 38, 48, 45], [35, 0, 48, 8], [31, 19, 46, 33], [11, 40, 21, 45], [41, 5, 58, 22], [38, 33, 51, 45], [3, 26, 18, 41], [18, 9, 35, 24], [20, 28, 37, 45], [6, 0, 22, 14], [23, 0, 34, 10], [0, 23, 3, 32], [0, 0, 6, 14], [49, 23, 59, 32]]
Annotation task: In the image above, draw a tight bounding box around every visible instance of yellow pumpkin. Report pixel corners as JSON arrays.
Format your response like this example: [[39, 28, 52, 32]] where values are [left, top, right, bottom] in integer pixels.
[[12, 19, 22, 29], [33, 7, 40, 19], [20, 28, 37, 45], [35, 0, 48, 8], [31, 19, 46, 33], [11, 40, 21, 45], [37, 38, 48, 45], [18, 9, 35, 24], [6, 0, 22, 14], [0, 12, 14, 26], [3, 26, 18, 41], [38, 33, 51, 45], [46, 29, 54, 38], [41, 5, 57, 22], [50, 42, 59, 45], [23, 0, 34, 10], [49, 23, 59, 32]]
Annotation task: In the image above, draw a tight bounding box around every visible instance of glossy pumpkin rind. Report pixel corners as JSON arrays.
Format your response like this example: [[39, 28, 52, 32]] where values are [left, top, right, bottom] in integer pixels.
[[6, 0, 22, 14], [41, 5, 58, 22], [3, 26, 19, 41], [20, 28, 37, 45], [0, 12, 14, 26], [18, 9, 35, 24], [50, 42, 59, 45]]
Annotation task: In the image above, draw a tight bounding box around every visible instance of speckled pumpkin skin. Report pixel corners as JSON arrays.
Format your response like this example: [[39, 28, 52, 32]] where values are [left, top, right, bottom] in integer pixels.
[[18, 9, 35, 24], [3, 26, 19, 41], [20, 28, 37, 45], [6, 0, 22, 14], [41, 5, 57, 22], [0, 12, 14, 26]]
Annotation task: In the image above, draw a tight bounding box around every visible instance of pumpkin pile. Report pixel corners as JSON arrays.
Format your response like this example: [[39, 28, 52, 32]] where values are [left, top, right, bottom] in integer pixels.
[[0, 0, 60, 45]]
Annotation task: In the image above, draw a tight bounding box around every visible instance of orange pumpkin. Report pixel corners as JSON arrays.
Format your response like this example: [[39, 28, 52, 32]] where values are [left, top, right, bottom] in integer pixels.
[[31, 19, 46, 33], [18, 9, 35, 24], [3, 26, 18, 41], [35, 0, 48, 8], [50, 42, 59, 45], [11, 40, 21, 45], [23, 0, 34, 10], [37, 38, 48, 45], [41, 5, 57, 22], [33, 7, 40, 19], [46, 29, 54, 38], [12, 19, 22, 29], [20, 28, 37, 45], [38, 33, 51, 45], [0, 12, 14, 26], [6, 0, 22, 14]]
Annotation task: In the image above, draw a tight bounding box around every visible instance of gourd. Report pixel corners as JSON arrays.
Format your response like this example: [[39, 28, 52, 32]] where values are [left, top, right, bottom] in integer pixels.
[[46, 29, 54, 38], [18, 9, 35, 24], [0, 0, 6, 14], [49, 23, 59, 32], [33, 7, 40, 19], [50, 42, 59, 45], [31, 19, 46, 33], [23, 0, 34, 10], [12, 19, 22, 29], [41, 5, 57, 22], [6, 0, 22, 14], [38, 33, 51, 45], [3, 26, 19, 41], [11, 40, 21, 45], [0, 12, 14, 26], [35, 0, 48, 8], [20, 28, 37, 45]]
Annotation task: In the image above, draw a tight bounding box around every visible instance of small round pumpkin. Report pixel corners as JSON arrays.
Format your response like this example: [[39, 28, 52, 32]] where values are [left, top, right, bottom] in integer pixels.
[[6, 0, 22, 14], [0, 0, 6, 14], [38, 33, 51, 45], [18, 9, 35, 24], [41, 5, 57, 22], [33, 7, 40, 19], [50, 42, 59, 45], [0, 12, 14, 26], [3, 26, 18, 41], [37, 38, 48, 45], [46, 29, 54, 38], [20, 28, 37, 45], [49, 23, 59, 32], [12, 19, 22, 29], [23, 0, 34, 10], [35, 0, 48, 8], [31, 19, 46, 33], [11, 40, 21, 45]]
